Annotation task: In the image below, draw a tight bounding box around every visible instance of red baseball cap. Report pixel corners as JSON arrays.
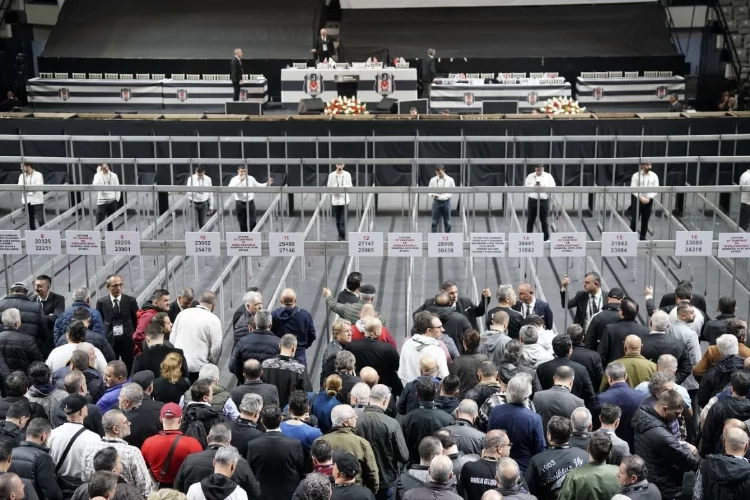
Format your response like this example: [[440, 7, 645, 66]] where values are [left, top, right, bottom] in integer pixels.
[[160, 403, 182, 419]]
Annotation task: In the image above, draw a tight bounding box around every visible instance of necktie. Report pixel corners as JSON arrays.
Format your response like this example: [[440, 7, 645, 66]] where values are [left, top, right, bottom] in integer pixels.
[[525, 304, 531, 318], [113, 298, 120, 317], [591, 296, 599, 315]]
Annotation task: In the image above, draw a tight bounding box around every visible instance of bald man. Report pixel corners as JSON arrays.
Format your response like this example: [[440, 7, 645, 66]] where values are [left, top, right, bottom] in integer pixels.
[[359, 367, 398, 418], [230, 48, 244, 101], [695, 427, 750, 498], [352, 304, 398, 348], [601, 334, 656, 391], [270, 289, 316, 366], [513, 282, 554, 330], [348, 318, 402, 395], [398, 356, 440, 415]]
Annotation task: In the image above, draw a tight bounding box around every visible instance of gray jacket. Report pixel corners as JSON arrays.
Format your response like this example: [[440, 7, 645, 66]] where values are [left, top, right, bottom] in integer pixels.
[[443, 419, 485, 456], [532, 385, 584, 431], [402, 482, 462, 500]]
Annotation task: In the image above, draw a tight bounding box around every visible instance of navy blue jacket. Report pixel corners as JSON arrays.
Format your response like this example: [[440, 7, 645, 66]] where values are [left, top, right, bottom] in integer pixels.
[[512, 300, 554, 331], [231, 329, 280, 379], [270, 306, 316, 350], [54, 302, 104, 346], [488, 403, 545, 475], [594, 381, 642, 450]]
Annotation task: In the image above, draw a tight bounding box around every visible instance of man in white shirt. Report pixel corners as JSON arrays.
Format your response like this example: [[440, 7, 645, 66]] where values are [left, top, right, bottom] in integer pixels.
[[228, 166, 274, 233], [327, 163, 353, 241], [398, 313, 449, 385], [18, 162, 45, 230], [740, 167, 750, 230], [170, 291, 222, 382], [92, 163, 121, 232], [187, 166, 214, 231], [525, 165, 555, 241], [428, 165, 455, 233], [630, 162, 659, 240]]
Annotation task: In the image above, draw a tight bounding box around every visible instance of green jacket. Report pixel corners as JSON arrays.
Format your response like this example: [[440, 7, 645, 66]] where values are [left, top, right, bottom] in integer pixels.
[[324, 295, 385, 326], [601, 353, 656, 391], [558, 462, 620, 500], [317, 426, 380, 492]]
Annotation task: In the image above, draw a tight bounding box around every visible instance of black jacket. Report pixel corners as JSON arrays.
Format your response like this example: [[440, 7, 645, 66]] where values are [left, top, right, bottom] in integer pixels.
[[571, 344, 604, 391], [132, 344, 188, 378], [402, 403, 455, 464], [95, 294, 138, 346], [0, 396, 45, 422], [169, 299, 199, 324], [0, 421, 24, 448], [698, 355, 745, 407], [183, 402, 225, 447], [698, 453, 750, 500], [356, 405, 409, 487], [122, 403, 162, 449], [618, 480, 662, 500], [704, 314, 736, 345], [174, 443, 260, 498], [536, 357, 595, 407], [598, 319, 649, 367], [525, 444, 589, 500], [153, 377, 191, 404], [641, 333, 693, 385], [423, 305, 471, 354], [396, 465, 431, 500], [632, 405, 700, 499], [71, 477, 142, 500], [53, 367, 105, 404], [313, 36, 335, 61], [332, 483, 377, 500], [246, 432, 306, 500], [337, 289, 359, 304], [0, 327, 43, 372], [561, 290, 607, 329], [9, 440, 64, 500], [398, 376, 441, 416], [485, 306, 523, 340], [465, 382, 503, 412], [459, 458, 500, 500], [230, 417, 264, 458], [417, 296, 489, 331], [512, 300, 554, 331], [261, 355, 312, 409], [702, 396, 750, 457], [231, 380, 279, 407], [449, 353, 488, 398], [420, 56, 436, 83], [658, 292, 708, 317], [34, 292, 65, 334], [232, 329, 280, 379], [230, 56, 244, 84], [584, 303, 621, 351], [347, 339, 402, 395], [0, 294, 50, 355], [233, 309, 254, 347]]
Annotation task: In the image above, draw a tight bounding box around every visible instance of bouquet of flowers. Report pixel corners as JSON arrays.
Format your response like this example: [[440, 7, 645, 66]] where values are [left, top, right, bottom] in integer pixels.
[[324, 96, 368, 115], [540, 97, 586, 115]]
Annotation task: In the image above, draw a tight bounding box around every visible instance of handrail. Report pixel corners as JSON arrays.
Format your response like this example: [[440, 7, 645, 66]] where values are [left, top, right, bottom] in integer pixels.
[[405, 185, 420, 334]]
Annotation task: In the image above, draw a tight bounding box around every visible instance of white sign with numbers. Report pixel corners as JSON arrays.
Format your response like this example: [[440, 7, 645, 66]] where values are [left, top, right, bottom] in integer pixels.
[[718, 233, 750, 258], [470, 233, 505, 257], [65, 230, 102, 256], [508, 232, 544, 258], [349, 232, 384, 257], [185, 231, 221, 256], [0, 231, 23, 255], [550, 232, 586, 257], [269, 232, 305, 257], [388, 233, 422, 257], [428, 233, 464, 257], [226, 232, 263, 257], [25, 230, 61, 255], [675, 231, 713, 257], [601, 232, 638, 257], [104, 231, 141, 256]]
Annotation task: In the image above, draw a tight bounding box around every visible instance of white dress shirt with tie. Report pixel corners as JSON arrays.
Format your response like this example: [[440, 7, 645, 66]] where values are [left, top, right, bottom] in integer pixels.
[[92, 171, 121, 205], [630, 170, 659, 200], [428, 175, 455, 201], [187, 174, 214, 210], [525, 172, 556, 200], [521, 299, 536, 319], [18, 170, 45, 205], [228, 175, 269, 202], [327, 170, 353, 206], [584, 291, 603, 330]]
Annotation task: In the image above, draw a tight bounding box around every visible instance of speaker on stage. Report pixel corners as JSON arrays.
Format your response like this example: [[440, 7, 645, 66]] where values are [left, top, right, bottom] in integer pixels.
[[298, 98, 325, 115], [374, 97, 398, 114]]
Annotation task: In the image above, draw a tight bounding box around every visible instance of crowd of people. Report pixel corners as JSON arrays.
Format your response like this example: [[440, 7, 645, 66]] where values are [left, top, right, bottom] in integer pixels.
[[0, 269, 744, 500]]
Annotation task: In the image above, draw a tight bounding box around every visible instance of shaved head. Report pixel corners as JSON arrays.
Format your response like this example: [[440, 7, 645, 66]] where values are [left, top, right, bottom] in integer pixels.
[[359, 304, 376, 319], [725, 427, 749, 454], [280, 289, 297, 306], [624, 335, 642, 352], [359, 367, 379, 386], [419, 356, 438, 376]]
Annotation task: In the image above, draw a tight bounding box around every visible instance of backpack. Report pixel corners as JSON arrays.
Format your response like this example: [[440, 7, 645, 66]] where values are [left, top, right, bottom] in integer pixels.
[[180, 409, 208, 448]]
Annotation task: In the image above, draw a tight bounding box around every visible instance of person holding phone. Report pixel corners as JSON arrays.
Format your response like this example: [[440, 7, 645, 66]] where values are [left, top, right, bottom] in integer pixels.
[[630, 162, 659, 240], [428, 165, 455, 233], [525, 165, 555, 240]]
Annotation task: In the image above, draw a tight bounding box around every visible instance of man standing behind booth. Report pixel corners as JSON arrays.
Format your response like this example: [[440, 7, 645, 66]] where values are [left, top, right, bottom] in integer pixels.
[[96, 274, 138, 372], [420, 48, 437, 99], [230, 48, 244, 102], [228, 165, 274, 233], [630, 162, 658, 241], [312, 28, 335, 62], [187, 166, 214, 231], [92, 163, 120, 232], [327, 163, 353, 241], [525, 165, 555, 241], [429, 165, 455, 233], [18, 162, 45, 230]]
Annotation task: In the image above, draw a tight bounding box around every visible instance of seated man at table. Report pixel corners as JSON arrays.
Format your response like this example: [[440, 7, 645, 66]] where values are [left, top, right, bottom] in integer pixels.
[[668, 94, 683, 112], [0, 91, 21, 111]]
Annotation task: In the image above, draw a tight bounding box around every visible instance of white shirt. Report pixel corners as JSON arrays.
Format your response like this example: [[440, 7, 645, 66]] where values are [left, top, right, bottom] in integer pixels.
[[327, 170, 353, 206], [18, 170, 45, 205], [48, 422, 101, 479], [668, 306, 705, 338], [584, 290, 603, 331], [525, 172, 556, 200], [520, 299, 536, 318], [187, 174, 214, 209], [631, 170, 659, 199], [92, 171, 121, 205], [398, 334, 449, 385], [188, 481, 248, 500], [740, 170, 750, 205], [171, 305, 223, 371], [47, 343, 108, 374], [428, 175, 455, 201], [228, 174, 268, 202]]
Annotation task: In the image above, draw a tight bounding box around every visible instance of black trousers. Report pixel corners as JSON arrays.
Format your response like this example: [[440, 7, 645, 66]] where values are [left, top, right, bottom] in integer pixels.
[[232, 82, 241, 101], [236, 200, 256, 232], [630, 196, 653, 240], [332, 205, 347, 240], [114, 334, 134, 373], [741, 202, 750, 230], [193, 201, 208, 230], [97, 201, 118, 231], [527, 198, 550, 240], [26, 203, 45, 230]]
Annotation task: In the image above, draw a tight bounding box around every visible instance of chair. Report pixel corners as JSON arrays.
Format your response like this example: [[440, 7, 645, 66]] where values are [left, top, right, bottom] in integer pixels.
[[594, 71, 609, 78], [171, 74, 185, 80], [120, 74, 133, 79], [727, 19, 739, 33], [466, 73, 480, 79], [609, 71, 623, 77], [545, 72, 559, 78], [186, 74, 200, 80], [737, 5, 749, 19], [72, 72, 86, 79], [136, 73, 150, 80], [643, 71, 659, 77], [739, 19, 750, 34], [203, 74, 217, 80], [105, 73, 119, 79], [658, 71, 673, 77], [54, 72, 68, 79], [480, 73, 495, 80], [88, 73, 102, 79], [217, 74, 230, 80], [580, 72, 596, 78], [722, 5, 734, 18], [512, 72, 526, 78], [625, 71, 639, 78], [39, 72, 53, 79], [449, 73, 460, 78], [152, 74, 166, 80], [249, 74, 264, 80], [530, 72, 544, 78], [242, 74, 249, 80]]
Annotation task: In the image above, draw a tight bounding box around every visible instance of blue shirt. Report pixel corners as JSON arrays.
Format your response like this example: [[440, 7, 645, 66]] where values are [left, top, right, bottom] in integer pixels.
[[280, 421, 322, 453]]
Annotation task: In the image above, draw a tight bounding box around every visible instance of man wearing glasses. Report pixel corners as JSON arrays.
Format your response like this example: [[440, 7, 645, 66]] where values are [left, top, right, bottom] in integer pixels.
[[398, 313, 450, 385], [459, 430, 518, 500], [96, 275, 138, 371]]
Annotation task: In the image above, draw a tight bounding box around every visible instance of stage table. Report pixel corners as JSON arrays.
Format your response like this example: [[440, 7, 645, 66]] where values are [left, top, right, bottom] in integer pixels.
[[162, 78, 267, 111], [575, 75, 685, 113], [429, 79, 572, 113]]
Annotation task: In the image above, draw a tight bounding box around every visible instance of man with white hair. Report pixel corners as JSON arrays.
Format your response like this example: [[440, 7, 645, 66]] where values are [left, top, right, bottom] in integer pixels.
[[233, 290, 263, 347], [356, 384, 409, 500], [118, 382, 160, 449], [350, 383, 371, 415], [494, 457, 535, 499], [54, 286, 104, 344], [181, 363, 238, 420], [347, 317, 402, 393], [0, 282, 49, 356], [485, 285, 523, 339], [641, 310, 692, 385], [444, 399, 485, 455], [0, 308, 43, 372], [402, 455, 462, 500], [231, 393, 264, 458], [569, 407, 592, 451], [186, 445, 249, 500], [318, 404, 379, 493], [698, 333, 746, 408]]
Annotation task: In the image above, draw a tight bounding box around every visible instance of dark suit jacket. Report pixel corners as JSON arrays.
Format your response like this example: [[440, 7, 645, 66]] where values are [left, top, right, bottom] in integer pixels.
[[532, 385, 584, 431], [584, 303, 621, 351], [641, 333, 692, 384], [656, 293, 708, 318], [230, 56, 243, 84], [417, 296, 489, 331], [420, 56, 436, 83], [561, 289, 607, 328], [131, 344, 189, 378], [485, 306, 523, 339], [313, 37, 335, 61], [169, 299, 199, 324], [512, 300, 554, 331], [598, 319, 650, 367], [536, 357, 595, 408], [571, 344, 604, 391], [346, 338, 403, 395], [33, 292, 65, 332], [95, 294, 138, 345], [246, 432, 305, 500]]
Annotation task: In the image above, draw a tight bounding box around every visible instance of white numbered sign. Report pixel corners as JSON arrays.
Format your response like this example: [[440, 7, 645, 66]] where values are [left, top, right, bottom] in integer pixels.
[[269, 232, 305, 257], [675, 231, 712, 257], [226, 232, 262, 257], [25, 230, 61, 255], [550, 232, 586, 257], [388, 233, 423, 257], [470, 233, 506, 258], [349, 232, 384, 257], [508, 232, 544, 258], [601, 232, 638, 257], [428, 233, 463, 257], [104, 231, 141, 256], [185, 231, 221, 256], [65, 230, 102, 256], [718, 233, 750, 258], [0, 230, 23, 255]]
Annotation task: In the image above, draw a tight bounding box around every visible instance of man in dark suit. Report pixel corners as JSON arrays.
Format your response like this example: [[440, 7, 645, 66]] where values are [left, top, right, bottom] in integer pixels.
[[513, 282, 553, 330], [230, 48, 244, 101], [485, 285, 523, 339], [416, 281, 490, 331], [655, 280, 708, 318], [641, 310, 693, 385], [585, 288, 623, 351], [668, 94, 682, 112], [536, 334, 595, 408], [31, 275, 65, 334], [246, 405, 305, 500], [168, 287, 199, 324], [312, 28, 335, 62], [560, 272, 606, 330], [598, 298, 649, 367], [346, 318, 402, 395], [420, 48, 437, 99], [532, 365, 584, 431], [568, 324, 604, 391], [96, 274, 138, 372]]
